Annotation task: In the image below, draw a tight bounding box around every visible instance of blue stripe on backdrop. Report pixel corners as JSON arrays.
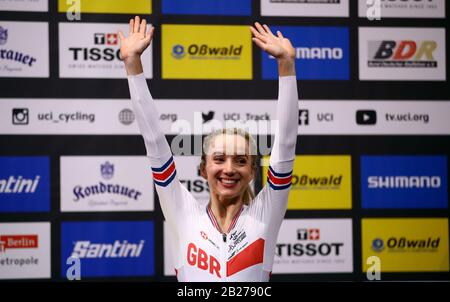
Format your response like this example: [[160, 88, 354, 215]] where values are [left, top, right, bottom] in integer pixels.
[[162, 0, 252, 16]]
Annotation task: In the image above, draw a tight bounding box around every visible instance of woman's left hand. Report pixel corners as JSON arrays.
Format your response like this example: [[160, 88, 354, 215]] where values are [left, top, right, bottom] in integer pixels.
[[250, 22, 295, 62]]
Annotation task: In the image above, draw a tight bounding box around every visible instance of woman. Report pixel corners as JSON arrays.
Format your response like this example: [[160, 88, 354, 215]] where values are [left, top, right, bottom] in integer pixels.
[[120, 16, 298, 282]]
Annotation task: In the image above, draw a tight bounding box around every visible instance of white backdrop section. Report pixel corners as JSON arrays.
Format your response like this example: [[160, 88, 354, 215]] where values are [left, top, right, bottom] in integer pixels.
[[273, 219, 353, 274], [0, 21, 49, 78], [60, 156, 154, 212], [359, 27, 446, 81], [1, 99, 450, 135], [0, 0, 48, 12], [0, 222, 51, 280], [59, 23, 153, 79], [358, 0, 446, 19], [174, 156, 210, 203], [260, 0, 349, 17]]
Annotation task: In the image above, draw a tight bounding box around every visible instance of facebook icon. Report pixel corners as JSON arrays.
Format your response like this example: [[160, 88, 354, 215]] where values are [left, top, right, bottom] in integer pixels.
[[299, 110, 309, 126]]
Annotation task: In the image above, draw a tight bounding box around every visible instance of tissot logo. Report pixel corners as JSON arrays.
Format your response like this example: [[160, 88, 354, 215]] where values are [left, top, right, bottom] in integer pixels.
[[274, 219, 353, 273], [297, 228, 320, 241], [59, 23, 152, 78], [356, 110, 377, 125], [277, 228, 344, 257], [298, 109, 309, 125], [94, 33, 118, 46]]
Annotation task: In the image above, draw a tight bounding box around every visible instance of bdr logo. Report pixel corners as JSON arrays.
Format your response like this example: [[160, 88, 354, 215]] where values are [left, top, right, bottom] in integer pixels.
[[359, 27, 446, 80], [369, 40, 437, 67], [61, 221, 155, 277]]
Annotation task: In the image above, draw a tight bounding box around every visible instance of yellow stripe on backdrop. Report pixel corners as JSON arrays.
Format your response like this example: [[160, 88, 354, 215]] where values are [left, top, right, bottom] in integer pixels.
[[263, 155, 352, 210], [58, 0, 152, 14], [162, 24, 253, 80]]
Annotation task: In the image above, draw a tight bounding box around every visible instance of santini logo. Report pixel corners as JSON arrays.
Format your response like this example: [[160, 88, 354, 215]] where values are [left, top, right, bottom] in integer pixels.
[[70, 240, 145, 258], [0, 175, 40, 194], [368, 176, 441, 189]]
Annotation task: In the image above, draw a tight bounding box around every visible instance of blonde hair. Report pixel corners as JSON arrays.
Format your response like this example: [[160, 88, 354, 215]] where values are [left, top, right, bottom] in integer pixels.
[[200, 128, 258, 205]]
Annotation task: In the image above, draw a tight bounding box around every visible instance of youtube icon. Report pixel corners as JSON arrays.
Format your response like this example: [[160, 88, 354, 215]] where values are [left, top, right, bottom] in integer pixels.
[[356, 110, 377, 125]]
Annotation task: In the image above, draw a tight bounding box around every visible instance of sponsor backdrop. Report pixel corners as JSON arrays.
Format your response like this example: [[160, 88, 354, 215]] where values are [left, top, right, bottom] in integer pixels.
[[0, 0, 449, 282]]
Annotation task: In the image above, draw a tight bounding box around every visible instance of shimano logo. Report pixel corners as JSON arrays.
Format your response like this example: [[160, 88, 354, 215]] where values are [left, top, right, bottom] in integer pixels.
[[368, 176, 441, 189], [296, 47, 343, 60], [0, 175, 40, 194], [71, 240, 145, 258]]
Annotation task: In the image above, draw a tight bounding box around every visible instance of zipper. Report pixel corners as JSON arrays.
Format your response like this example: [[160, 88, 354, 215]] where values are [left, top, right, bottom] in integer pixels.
[[221, 231, 228, 281]]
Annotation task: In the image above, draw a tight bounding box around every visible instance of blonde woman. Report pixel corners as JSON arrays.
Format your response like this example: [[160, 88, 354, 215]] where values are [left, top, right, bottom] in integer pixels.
[[120, 16, 298, 281]]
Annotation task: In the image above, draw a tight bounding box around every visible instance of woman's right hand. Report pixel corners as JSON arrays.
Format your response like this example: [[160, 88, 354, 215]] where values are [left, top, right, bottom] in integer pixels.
[[119, 16, 154, 62]]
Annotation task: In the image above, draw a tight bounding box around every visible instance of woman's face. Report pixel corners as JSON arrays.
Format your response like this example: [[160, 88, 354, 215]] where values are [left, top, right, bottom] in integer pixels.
[[201, 134, 254, 203]]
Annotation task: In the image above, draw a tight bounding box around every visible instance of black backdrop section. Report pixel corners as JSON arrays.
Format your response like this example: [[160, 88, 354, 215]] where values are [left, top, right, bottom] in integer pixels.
[[1, 0, 450, 281]]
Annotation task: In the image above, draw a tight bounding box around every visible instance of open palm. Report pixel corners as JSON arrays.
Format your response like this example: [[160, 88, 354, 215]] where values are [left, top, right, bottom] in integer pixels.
[[250, 22, 295, 61], [119, 16, 154, 60]]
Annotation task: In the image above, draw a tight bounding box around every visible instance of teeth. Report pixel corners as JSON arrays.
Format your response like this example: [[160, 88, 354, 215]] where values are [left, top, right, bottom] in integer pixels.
[[221, 179, 238, 184]]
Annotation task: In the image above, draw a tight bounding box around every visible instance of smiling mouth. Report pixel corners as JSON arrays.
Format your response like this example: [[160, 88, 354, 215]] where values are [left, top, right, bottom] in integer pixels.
[[218, 178, 240, 187]]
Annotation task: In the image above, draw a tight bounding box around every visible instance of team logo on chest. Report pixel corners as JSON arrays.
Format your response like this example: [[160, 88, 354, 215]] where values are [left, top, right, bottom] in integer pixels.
[[228, 229, 248, 257], [200, 230, 219, 250]]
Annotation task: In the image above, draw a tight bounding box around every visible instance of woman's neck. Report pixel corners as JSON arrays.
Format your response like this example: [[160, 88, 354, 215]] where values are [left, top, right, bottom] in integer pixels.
[[209, 194, 243, 234]]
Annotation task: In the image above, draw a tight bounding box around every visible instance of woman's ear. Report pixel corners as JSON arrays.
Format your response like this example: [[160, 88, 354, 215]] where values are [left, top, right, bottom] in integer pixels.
[[200, 165, 207, 180]]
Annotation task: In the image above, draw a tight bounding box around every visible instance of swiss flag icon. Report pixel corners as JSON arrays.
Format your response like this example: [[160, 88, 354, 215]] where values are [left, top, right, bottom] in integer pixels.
[[309, 229, 320, 240], [106, 33, 118, 45]]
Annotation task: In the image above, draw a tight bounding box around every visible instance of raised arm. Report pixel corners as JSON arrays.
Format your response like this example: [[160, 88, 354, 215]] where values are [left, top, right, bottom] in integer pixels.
[[119, 17, 197, 235], [119, 16, 172, 165], [249, 24, 298, 242], [250, 22, 298, 180]]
